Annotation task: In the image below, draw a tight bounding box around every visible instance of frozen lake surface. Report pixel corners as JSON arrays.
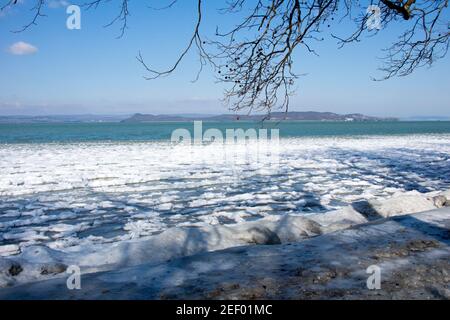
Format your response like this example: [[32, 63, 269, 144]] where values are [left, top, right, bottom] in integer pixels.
[[0, 134, 449, 255]]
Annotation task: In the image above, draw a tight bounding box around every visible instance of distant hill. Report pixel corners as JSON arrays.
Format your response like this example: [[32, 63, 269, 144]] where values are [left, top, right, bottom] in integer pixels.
[[0, 112, 398, 123], [121, 112, 397, 123]]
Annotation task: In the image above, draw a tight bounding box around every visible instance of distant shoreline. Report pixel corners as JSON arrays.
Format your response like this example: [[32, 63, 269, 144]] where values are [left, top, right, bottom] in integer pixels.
[[0, 111, 402, 124], [2, 117, 450, 125], [120, 111, 398, 123], [2, 119, 450, 124]]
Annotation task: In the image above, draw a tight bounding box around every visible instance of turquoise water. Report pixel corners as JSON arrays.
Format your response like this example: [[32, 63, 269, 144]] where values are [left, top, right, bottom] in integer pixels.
[[0, 121, 450, 143]]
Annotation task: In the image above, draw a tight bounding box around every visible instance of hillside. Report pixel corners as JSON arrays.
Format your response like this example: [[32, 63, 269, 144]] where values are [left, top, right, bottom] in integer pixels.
[[121, 112, 397, 122]]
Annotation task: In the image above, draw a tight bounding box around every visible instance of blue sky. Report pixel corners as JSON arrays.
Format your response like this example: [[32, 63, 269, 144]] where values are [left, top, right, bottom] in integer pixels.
[[0, 0, 449, 117]]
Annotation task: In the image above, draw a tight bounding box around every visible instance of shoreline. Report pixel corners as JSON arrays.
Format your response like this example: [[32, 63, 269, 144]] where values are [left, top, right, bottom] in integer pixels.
[[0, 189, 449, 299]]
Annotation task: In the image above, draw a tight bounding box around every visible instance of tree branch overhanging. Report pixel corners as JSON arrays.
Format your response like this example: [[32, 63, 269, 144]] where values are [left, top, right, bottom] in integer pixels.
[[2, 0, 449, 114]]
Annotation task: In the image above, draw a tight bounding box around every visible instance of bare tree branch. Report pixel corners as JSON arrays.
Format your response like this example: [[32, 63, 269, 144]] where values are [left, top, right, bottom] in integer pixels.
[[3, 0, 449, 114]]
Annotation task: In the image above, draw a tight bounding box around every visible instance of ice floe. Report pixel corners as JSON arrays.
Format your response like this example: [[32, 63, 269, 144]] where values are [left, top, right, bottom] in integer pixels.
[[0, 188, 449, 288], [0, 135, 449, 287]]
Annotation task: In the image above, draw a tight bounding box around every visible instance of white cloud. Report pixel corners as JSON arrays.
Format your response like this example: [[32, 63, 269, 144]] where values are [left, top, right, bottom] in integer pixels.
[[7, 41, 38, 55], [48, 0, 70, 9]]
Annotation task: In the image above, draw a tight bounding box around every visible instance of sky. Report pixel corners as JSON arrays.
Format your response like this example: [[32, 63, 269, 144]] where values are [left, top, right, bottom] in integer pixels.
[[0, 0, 449, 118]]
